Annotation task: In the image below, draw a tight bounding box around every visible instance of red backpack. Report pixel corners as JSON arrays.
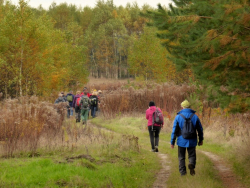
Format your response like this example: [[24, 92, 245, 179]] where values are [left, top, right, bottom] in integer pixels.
[[76, 97, 81, 107]]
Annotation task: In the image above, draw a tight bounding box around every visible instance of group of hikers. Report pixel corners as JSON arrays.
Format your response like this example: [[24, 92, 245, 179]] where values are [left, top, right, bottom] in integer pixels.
[[55, 88, 204, 177], [146, 99, 204, 177], [54, 87, 103, 124]]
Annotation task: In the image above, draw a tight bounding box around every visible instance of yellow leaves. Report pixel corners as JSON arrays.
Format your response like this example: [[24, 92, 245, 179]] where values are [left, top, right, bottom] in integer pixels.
[[112, 10, 118, 18], [51, 74, 59, 88]]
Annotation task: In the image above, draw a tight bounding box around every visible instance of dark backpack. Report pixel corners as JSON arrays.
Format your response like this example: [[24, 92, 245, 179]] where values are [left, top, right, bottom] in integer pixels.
[[81, 96, 89, 109], [152, 108, 164, 125], [67, 95, 73, 102], [179, 114, 196, 139]]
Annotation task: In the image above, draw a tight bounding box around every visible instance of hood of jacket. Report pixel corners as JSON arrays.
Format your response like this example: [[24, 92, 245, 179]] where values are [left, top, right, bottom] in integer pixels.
[[177, 108, 196, 115]]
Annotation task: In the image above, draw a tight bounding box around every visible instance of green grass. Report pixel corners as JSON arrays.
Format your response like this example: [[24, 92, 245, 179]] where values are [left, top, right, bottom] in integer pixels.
[[0, 150, 160, 188]]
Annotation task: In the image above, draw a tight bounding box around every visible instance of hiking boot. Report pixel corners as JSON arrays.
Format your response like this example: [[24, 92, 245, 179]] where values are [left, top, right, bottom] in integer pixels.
[[188, 164, 195, 176], [82, 121, 85, 125], [155, 146, 159, 152], [151, 149, 155, 152]]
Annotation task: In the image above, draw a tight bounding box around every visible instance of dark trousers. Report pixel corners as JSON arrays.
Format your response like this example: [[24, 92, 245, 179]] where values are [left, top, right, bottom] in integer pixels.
[[178, 146, 196, 175], [90, 106, 97, 118], [75, 106, 81, 121], [148, 126, 161, 149]]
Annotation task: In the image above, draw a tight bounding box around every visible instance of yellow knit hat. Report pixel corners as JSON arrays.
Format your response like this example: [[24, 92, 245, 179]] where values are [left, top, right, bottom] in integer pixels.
[[181, 100, 190, 108]]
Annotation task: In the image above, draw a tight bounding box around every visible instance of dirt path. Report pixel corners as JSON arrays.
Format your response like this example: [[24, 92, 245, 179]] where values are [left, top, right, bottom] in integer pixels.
[[200, 151, 245, 188], [153, 153, 170, 188]]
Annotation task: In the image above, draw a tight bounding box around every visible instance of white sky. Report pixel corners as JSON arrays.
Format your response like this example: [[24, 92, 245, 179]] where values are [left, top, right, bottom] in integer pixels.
[[9, 0, 173, 9]]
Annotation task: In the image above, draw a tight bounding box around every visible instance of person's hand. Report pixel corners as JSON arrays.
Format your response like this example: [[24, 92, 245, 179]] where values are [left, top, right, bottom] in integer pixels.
[[198, 141, 203, 146], [171, 144, 174, 149]]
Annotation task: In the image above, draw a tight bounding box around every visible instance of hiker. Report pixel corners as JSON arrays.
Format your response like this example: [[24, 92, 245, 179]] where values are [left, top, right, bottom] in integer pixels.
[[97, 90, 103, 100], [81, 87, 91, 98], [170, 100, 204, 176], [54, 93, 68, 114], [73, 91, 82, 122], [89, 91, 98, 118], [146, 101, 164, 152], [54, 93, 67, 104], [61, 92, 67, 101], [66, 91, 74, 118], [80, 91, 91, 125]]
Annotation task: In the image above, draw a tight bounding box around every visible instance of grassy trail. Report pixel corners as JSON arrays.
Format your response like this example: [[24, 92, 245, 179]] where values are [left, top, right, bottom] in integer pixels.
[[91, 116, 247, 188]]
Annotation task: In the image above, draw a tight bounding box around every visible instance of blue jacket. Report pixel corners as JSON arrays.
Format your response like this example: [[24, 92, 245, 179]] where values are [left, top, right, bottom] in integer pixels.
[[170, 108, 203, 147]]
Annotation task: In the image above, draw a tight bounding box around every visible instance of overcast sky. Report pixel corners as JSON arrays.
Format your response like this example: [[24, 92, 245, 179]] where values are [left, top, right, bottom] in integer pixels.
[[9, 0, 173, 9]]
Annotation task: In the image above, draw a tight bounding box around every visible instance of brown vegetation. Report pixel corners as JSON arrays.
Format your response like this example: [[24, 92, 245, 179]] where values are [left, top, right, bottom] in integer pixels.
[[0, 95, 140, 158]]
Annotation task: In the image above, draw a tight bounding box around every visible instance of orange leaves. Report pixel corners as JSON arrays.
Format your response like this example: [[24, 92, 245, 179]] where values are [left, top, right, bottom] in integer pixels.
[[224, 4, 243, 15], [241, 14, 250, 26], [209, 47, 215, 55], [220, 35, 232, 46], [207, 29, 217, 39], [204, 51, 233, 70]]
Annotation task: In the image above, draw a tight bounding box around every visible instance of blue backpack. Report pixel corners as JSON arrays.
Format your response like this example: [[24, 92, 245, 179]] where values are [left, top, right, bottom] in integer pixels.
[[179, 114, 197, 139]]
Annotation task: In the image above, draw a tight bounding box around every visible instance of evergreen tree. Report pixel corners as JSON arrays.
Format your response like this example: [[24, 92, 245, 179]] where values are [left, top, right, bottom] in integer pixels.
[[145, 0, 250, 112]]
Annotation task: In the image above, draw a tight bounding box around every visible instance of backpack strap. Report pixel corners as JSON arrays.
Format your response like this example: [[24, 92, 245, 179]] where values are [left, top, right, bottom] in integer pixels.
[[179, 114, 186, 119], [151, 108, 158, 131], [189, 113, 195, 119]]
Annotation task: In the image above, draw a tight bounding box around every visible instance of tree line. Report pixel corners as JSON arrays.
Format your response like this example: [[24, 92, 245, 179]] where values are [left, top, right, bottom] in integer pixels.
[[0, 0, 183, 99]]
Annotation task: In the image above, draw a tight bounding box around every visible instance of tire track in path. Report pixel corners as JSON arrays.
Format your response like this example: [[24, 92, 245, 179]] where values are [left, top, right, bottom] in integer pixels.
[[200, 151, 245, 188], [153, 153, 170, 188]]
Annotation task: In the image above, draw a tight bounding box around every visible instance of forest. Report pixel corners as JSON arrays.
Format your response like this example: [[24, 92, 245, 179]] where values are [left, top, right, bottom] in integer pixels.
[[0, 0, 182, 99], [0, 0, 250, 187]]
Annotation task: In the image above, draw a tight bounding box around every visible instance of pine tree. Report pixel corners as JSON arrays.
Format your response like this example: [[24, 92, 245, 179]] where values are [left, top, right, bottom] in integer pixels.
[[145, 0, 250, 112]]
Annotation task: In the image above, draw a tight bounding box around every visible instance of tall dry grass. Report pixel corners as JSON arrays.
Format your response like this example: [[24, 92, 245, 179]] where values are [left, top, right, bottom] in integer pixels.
[[100, 82, 195, 118], [0, 96, 67, 157], [0, 96, 140, 158]]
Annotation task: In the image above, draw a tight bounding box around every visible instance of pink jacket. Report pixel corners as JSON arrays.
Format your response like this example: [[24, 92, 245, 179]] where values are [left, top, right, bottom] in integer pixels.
[[146, 106, 164, 126]]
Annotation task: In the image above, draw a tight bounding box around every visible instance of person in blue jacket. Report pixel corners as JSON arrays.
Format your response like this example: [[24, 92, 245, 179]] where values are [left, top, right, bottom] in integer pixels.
[[170, 100, 204, 176]]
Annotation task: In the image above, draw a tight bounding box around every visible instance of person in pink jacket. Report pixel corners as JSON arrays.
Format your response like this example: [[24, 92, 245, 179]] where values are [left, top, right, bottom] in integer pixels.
[[146, 101, 164, 152]]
